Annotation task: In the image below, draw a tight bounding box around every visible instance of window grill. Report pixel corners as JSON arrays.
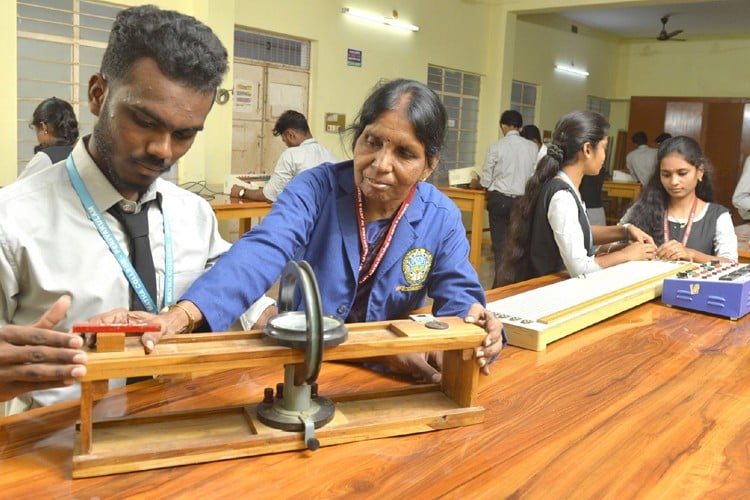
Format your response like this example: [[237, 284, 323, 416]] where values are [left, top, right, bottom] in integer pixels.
[[234, 29, 309, 69], [16, 0, 121, 172], [427, 64, 481, 185]]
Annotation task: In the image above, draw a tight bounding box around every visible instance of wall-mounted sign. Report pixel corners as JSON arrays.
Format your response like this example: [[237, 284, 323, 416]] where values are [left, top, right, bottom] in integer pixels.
[[347, 49, 362, 67], [234, 80, 256, 111], [325, 113, 346, 133]]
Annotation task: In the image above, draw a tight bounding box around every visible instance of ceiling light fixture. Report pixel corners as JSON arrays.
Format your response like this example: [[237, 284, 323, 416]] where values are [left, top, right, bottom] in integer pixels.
[[554, 64, 589, 77], [342, 7, 420, 32]]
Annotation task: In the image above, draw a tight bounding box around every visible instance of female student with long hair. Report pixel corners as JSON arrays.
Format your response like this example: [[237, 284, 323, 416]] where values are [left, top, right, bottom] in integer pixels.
[[497, 110, 656, 286], [622, 135, 737, 263]]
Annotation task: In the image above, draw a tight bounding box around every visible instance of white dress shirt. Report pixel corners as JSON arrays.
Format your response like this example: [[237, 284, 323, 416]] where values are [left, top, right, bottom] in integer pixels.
[[262, 138, 338, 201], [0, 139, 232, 409]]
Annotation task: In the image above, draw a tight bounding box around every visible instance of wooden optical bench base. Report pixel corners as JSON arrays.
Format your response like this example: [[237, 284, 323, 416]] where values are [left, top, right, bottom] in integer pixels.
[[72, 318, 486, 478]]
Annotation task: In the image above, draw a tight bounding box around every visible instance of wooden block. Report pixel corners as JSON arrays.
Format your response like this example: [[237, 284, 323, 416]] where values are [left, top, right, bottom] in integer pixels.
[[79, 382, 94, 454], [72, 322, 161, 333], [96, 332, 126, 352]]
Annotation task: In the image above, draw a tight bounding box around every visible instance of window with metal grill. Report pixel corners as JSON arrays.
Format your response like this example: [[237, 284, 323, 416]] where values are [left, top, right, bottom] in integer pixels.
[[234, 29, 309, 69], [587, 95, 611, 119], [16, 0, 121, 173], [427, 64, 480, 186], [510, 80, 537, 128]]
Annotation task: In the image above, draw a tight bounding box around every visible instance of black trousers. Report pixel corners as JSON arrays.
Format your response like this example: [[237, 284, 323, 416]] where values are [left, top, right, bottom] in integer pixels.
[[486, 191, 518, 285]]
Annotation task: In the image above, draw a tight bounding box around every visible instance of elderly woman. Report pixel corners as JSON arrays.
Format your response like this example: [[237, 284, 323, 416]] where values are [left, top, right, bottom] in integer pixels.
[[148, 79, 503, 381]]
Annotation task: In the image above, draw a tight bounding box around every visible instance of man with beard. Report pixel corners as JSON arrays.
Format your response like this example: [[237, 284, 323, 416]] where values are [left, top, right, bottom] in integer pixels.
[[0, 5, 273, 414]]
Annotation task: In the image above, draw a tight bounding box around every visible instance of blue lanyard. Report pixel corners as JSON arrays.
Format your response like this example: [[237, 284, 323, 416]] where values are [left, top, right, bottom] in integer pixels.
[[65, 155, 174, 313]]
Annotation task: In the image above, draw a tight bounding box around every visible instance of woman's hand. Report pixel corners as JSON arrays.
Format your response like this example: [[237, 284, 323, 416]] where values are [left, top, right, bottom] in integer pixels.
[[465, 303, 505, 375], [619, 241, 657, 261], [371, 352, 443, 383], [626, 224, 656, 245], [656, 240, 692, 261], [86, 308, 166, 354]]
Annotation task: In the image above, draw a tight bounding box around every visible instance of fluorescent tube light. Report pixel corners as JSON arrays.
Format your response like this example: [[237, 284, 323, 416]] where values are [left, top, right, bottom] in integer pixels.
[[342, 7, 420, 32], [554, 64, 589, 77]]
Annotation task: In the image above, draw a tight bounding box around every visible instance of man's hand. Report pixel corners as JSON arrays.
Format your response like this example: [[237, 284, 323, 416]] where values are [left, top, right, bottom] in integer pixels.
[[230, 184, 245, 198], [0, 295, 88, 402]]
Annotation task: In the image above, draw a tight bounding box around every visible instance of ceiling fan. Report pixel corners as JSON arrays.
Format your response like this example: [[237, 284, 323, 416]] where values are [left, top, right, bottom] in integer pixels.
[[657, 15, 685, 41]]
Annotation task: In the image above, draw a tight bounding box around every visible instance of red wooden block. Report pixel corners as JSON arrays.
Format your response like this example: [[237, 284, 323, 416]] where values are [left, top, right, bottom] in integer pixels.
[[72, 322, 161, 333]]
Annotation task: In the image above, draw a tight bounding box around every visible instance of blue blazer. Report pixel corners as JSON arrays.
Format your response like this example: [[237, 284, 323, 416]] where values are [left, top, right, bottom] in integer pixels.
[[182, 161, 485, 331]]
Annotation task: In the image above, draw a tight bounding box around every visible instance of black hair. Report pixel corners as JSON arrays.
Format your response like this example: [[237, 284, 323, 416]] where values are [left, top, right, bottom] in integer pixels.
[[349, 79, 446, 165], [655, 132, 672, 145], [497, 110, 610, 285], [500, 110, 523, 128], [101, 5, 228, 92], [31, 97, 79, 146], [623, 135, 713, 245], [273, 110, 310, 136], [520, 124, 542, 144], [631, 131, 648, 146]]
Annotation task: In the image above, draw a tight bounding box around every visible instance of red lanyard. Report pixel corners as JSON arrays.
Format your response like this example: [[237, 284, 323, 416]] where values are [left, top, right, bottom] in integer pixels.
[[663, 196, 698, 246], [354, 183, 416, 285]]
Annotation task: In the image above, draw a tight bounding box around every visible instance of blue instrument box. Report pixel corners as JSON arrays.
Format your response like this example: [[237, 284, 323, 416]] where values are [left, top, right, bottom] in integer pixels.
[[662, 262, 750, 320]]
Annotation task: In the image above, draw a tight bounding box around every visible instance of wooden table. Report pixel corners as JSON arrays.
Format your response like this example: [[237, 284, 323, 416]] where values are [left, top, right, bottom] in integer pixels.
[[736, 223, 750, 263], [602, 180, 641, 224], [439, 186, 486, 273], [210, 195, 272, 234], [3, 275, 750, 497], [210, 189, 483, 268]]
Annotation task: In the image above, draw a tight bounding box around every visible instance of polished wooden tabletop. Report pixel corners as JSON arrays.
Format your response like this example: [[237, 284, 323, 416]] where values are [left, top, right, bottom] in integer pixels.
[[210, 194, 272, 234], [3, 274, 750, 498]]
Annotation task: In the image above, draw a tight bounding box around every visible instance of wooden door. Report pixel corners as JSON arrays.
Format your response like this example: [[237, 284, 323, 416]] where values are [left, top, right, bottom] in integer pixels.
[[231, 63, 310, 174], [702, 102, 745, 223], [665, 101, 704, 140], [262, 67, 309, 173], [627, 97, 667, 151], [232, 62, 264, 174]]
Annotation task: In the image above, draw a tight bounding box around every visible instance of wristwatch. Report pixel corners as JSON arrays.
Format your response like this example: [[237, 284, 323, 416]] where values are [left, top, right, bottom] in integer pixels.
[[238, 188, 246, 198]]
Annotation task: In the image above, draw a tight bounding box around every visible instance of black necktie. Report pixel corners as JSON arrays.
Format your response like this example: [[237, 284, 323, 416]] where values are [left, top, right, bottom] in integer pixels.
[[109, 200, 157, 311], [109, 200, 157, 385]]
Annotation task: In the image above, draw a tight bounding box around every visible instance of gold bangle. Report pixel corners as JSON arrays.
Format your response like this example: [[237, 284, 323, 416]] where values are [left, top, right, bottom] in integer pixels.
[[168, 303, 195, 333]]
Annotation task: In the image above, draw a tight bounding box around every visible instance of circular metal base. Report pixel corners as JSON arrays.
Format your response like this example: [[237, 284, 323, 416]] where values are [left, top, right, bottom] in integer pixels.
[[264, 312, 348, 349], [256, 396, 336, 432]]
